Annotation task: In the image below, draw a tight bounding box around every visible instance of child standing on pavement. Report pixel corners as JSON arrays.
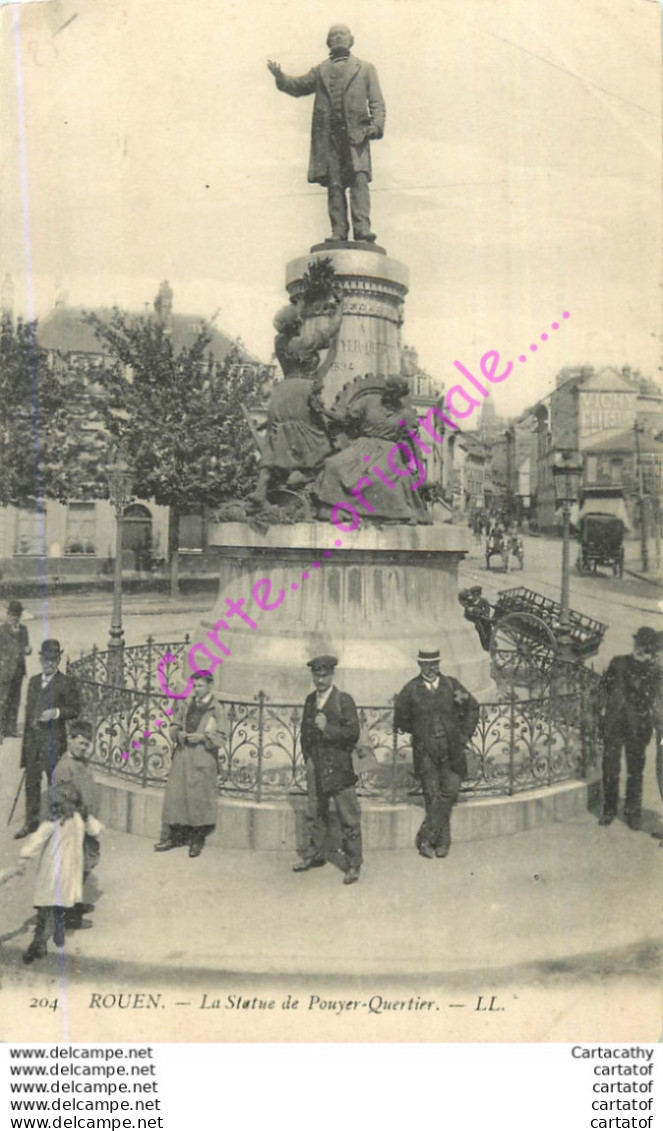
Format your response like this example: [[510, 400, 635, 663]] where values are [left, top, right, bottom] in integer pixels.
[[19, 780, 100, 964], [48, 719, 101, 929]]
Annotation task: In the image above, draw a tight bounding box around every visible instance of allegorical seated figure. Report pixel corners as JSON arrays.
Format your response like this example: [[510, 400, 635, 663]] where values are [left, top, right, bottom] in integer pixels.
[[314, 376, 432, 524], [249, 297, 343, 507]]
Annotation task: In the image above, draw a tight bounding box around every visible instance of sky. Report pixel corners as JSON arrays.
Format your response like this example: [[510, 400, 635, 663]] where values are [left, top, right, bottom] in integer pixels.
[[1, 0, 661, 417]]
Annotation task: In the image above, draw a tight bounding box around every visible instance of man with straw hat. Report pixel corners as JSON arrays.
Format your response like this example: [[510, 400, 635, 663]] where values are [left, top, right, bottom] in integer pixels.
[[394, 648, 479, 859]]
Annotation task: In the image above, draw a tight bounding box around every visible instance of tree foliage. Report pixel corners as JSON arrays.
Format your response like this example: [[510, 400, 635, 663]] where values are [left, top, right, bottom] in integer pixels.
[[86, 308, 266, 509], [0, 313, 70, 508]]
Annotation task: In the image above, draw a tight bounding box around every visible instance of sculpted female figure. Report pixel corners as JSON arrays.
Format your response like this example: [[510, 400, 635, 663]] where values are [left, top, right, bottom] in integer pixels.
[[250, 295, 343, 507], [314, 376, 432, 525]]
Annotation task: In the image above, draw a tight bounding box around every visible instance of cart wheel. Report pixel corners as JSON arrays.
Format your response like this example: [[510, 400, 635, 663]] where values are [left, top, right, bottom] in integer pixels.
[[618, 549, 624, 579], [490, 612, 558, 693]]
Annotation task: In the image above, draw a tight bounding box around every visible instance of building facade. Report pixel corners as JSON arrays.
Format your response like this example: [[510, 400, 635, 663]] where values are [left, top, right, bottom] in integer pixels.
[[528, 366, 663, 532], [0, 283, 266, 586]]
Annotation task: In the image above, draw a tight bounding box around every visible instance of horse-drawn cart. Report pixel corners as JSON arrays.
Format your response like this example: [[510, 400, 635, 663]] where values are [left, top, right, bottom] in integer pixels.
[[459, 585, 607, 690], [485, 528, 508, 571], [576, 489, 630, 578]]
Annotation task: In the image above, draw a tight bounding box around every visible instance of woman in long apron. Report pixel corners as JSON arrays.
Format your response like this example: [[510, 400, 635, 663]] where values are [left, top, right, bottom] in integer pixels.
[[154, 671, 227, 858]]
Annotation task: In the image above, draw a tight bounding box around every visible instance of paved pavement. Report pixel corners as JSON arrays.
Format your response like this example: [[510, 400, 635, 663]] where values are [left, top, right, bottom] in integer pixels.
[[0, 724, 661, 983], [623, 541, 663, 586]]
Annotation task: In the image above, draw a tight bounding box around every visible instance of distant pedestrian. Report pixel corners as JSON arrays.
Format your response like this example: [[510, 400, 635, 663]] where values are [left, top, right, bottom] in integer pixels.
[[0, 600, 31, 741], [394, 648, 479, 859], [598, 626, 661, 830], [154, 671, 227, 858], [294, 655, 362, 884], [459, 586, 492, 652], [15, 640, 80, 840]]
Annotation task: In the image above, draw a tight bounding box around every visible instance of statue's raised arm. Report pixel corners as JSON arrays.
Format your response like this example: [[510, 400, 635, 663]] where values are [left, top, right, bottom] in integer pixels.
[[267, 25, 385, 244]]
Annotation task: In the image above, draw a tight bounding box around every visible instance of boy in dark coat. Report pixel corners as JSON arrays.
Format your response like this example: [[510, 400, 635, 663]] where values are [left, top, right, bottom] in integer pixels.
[[295, 655, 362, 884], [48, 718, 100, 930], [394, 648, 479, 858]]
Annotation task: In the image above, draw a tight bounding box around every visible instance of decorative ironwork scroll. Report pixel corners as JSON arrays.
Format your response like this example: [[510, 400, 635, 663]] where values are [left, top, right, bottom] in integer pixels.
[[69, 641, 601, 803]]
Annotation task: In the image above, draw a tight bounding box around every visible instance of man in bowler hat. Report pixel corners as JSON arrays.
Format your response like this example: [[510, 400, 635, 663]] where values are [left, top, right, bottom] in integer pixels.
[[598, 626, 661, 830], [296, 655, 362, 884], [394, 648, 479, 858], [15, 639, 80, 839]]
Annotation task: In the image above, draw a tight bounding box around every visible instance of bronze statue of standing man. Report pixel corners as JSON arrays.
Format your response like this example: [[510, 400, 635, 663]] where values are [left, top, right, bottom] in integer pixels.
[[268, 25, 386, 244]]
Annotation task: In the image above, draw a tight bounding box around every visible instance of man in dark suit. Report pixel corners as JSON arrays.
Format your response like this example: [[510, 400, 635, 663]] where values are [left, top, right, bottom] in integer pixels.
[[295, 654, 362, 884], [14, 639, 81, 839], [598, 626, 661, 831], [268, 25, 386, 242], [0, 600, 32, 740], [394, 648, 479, 859]]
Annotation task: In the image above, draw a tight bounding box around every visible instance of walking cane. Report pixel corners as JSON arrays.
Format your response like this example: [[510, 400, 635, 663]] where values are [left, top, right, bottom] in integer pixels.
[[7, 770, 25, 827]]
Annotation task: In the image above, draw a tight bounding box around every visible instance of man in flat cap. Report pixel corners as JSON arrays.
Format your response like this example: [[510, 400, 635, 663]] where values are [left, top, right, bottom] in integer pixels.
[[394, 648, 479, 859], [15, 639, 80, 839], [0, 599, 31, 741], [268, 25, 385, 243], [458, 586, 492, 652], [296, 654, 362, 884], [598, 626, 661, 830]]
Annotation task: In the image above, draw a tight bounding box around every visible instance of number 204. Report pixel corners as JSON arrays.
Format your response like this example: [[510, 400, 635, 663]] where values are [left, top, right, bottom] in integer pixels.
[[30, 998, 58, 1011]]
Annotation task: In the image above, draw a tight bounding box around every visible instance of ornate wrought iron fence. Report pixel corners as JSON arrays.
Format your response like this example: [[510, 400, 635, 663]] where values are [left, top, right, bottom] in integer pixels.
[[68, 639, 601, 802]]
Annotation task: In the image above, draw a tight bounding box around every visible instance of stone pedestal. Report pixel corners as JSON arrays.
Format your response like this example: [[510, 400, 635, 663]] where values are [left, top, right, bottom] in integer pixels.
[[286, 243, 408, 407], [199, 523, 491, 703]]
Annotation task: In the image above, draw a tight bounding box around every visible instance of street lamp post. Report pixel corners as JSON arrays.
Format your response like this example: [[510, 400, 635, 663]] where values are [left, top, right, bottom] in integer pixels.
[[106, 453, 133, 685], [633, 422, 649, 572], [552, 450, 583, 665], [505, 426, 515, 524]]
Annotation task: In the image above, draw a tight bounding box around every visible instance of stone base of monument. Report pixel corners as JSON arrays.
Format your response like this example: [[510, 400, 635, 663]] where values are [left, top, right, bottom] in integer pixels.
[[198, 522, 492, 703], [310, 239, 388, 255], [93, 775, 596, 849], [286, 243, 409, 407]]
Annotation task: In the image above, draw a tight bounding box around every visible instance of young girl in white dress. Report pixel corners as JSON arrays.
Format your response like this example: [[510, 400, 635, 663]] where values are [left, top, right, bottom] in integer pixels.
[[19, 780, 101, 963]]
